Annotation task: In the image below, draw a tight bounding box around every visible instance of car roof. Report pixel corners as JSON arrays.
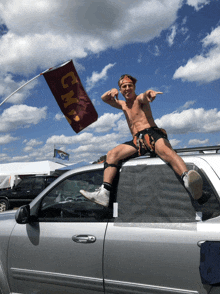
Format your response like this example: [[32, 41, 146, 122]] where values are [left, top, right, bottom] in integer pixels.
[[54, 146, 220, 181]]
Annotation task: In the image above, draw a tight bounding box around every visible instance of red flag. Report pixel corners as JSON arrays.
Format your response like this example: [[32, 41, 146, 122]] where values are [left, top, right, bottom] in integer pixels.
[[43, 60, 98, 133]]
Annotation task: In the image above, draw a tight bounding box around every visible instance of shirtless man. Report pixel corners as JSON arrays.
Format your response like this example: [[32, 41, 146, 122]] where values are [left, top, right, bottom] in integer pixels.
[[80, 74, 203, 207]]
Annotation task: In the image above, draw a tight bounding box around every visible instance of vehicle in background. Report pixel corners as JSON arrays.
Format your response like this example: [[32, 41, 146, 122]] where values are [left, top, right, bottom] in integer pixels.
[[0, 175, 58, 212]]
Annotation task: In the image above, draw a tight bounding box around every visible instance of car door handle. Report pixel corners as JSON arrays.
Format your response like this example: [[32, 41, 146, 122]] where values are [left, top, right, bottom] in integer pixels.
[[197, 240, 206, 247], [72, 235, 96, 244]]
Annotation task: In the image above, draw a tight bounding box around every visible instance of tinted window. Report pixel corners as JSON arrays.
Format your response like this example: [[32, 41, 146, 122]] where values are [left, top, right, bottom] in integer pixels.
[[17, 178, 34, 190], [33, 178, 45, 190], [46, 177, 56, 185], [189, 164, 220, 221], [115, 164, 220, 223], [38, 170, 110, 222]]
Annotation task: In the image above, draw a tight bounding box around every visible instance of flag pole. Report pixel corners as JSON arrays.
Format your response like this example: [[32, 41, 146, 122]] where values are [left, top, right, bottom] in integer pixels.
[[0, 60, 71, 107]]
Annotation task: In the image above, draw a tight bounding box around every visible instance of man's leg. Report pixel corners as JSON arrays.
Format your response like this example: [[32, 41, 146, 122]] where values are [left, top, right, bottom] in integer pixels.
[[155, 138, 187, 176], [103, 144, 138, 184], [155, 138, 203, 200], [80, 144, 137, 206]]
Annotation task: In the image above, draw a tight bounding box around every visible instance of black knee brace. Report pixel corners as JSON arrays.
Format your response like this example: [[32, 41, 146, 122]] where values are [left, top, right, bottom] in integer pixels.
[[104, 162, 119, 170]]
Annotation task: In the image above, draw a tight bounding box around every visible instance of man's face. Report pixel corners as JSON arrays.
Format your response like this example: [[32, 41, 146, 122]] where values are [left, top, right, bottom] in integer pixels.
[[119, 82, 136, 100]]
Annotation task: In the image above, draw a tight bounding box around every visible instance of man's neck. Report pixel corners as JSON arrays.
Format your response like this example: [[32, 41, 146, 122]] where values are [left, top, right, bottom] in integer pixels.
[[125, 94, 137, 105]]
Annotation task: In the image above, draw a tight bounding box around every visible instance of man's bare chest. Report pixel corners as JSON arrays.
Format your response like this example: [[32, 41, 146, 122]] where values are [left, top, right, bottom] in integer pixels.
[[121, 101, 146, 118]]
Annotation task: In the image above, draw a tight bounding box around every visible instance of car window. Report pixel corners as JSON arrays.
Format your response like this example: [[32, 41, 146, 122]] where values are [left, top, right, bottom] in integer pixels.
[[115, 163, 220, 223], [46, 177, 57, 185], [38, 169, 111, 222], [188, 164, 220, 221], [16, 178, 34, 190], [33, 178, 45, 190]]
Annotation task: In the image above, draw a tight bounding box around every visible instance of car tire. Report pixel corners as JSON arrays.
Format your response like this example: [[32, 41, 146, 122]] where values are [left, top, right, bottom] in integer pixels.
[[0, 199, 9, 212]]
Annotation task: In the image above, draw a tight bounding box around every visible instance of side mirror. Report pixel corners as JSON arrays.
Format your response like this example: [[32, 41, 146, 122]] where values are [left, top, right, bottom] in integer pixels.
[[15, 205, 30, 224]]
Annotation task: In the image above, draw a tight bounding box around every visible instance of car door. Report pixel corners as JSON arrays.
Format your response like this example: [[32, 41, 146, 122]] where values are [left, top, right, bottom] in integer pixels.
[[104, 162, 220, 294], [11, 177, 35, 203], [8, 169, 107, 294]]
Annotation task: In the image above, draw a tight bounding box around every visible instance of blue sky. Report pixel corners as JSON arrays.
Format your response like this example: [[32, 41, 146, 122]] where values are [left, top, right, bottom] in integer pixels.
[[0, 0, 220, 165]]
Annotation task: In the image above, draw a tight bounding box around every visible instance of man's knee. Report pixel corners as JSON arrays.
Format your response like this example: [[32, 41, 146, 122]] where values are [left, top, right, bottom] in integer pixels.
[[106, 149, 119, 162], [104, 161, 120, 171]]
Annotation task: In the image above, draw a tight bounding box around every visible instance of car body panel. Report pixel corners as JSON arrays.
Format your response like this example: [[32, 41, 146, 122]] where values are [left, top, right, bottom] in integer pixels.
[[0, 211, 16, 294], [8, 222, 106, 294], [104, 221, 220, 294]]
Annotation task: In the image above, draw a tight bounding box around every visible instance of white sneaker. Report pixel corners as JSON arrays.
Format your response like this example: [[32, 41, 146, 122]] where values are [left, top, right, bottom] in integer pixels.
[[183, 170, 203, 200], [80, 185, 110, 207]]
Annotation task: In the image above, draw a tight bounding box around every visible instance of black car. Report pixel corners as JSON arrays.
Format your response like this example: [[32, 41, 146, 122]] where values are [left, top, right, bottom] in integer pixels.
[[0, 175, 57, 212]]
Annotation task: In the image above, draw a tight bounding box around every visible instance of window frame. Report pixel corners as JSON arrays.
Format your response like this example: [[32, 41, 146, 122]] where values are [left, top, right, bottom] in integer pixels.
[[113, 162, 220, 223], [37, 168, 112, 222]]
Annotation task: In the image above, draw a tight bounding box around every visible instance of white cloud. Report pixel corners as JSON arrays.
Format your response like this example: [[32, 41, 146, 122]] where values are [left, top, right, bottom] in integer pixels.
[[46, 132, 94, 146], [0, 134, 18, 145], [7, 155, 30, 162], [25, 139, 43, 147], [148, 45, 160, 56], [186, 0, 210, 11], [188, 138, 209, 146], [87, 112, 123, 133], [176, 100, 196, 112], [182, 100, 196, 109], [86, 63, 116, 92], [167, 25, 177, 47], [0, 0, 182, 75], [169, 139, 181, 147], [54, 113, 64, 121], [0, 32, 89, 75], [23, 139, 44, 153], [156, 107, 220, 134], [0, 104, 47, 132], [23, 146, 33, 153], [113, 118, 130, 136], [0, 73, 38, 105], [173, 26, 220, 83], [137, 53, 142, 63], [0, 153, 10, 162], [42, 131, 123, 164]]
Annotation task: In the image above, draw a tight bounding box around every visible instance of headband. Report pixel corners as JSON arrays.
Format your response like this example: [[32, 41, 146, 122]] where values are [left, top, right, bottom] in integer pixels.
[[120, 75, 133, 86]]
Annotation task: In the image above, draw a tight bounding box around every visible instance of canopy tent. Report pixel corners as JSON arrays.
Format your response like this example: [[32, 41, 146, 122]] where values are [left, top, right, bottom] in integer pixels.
[[0, 161, 66, 189], [0, 160, 65, 176], [54, 161, 89, 176], [0, 175, 19, 190]]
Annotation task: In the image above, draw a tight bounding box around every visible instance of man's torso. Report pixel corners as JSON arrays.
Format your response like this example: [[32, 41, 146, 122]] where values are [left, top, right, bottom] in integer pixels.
[[119, 95, 157, 136]]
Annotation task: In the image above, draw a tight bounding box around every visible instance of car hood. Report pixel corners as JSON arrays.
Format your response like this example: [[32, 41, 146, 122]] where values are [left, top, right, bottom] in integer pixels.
[[0, 209, 16, 221]]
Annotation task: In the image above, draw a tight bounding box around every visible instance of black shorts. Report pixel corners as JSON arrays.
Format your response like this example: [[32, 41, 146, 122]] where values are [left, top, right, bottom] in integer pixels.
[[123, 127, 169, 156]]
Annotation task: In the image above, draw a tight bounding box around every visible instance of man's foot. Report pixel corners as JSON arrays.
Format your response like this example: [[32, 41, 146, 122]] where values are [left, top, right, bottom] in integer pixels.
[[80, 185, 110, 207], [183, 170, 203, 200]]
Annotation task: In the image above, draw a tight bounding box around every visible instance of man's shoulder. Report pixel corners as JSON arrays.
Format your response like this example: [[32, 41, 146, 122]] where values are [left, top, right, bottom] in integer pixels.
[[136, 93, 144, 100]]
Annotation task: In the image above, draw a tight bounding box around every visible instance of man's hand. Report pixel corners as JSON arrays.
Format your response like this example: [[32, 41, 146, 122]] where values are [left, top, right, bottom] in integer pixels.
[[145, 90, 163, 102], [101, 88, 122, 109], [107, 88, 119, 101]]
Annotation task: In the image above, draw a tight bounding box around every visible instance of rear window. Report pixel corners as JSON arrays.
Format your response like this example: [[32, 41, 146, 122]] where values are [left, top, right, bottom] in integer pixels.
[[114, 163, 220, 223]]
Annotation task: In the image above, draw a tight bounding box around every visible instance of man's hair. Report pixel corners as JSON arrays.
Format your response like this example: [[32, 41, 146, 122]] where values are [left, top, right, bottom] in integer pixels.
[[118, 74, 137, 87]]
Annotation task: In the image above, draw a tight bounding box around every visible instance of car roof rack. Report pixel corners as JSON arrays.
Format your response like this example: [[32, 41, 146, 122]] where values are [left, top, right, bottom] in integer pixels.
[[174, 145, 220, 154], [95, 146, 220, 164]]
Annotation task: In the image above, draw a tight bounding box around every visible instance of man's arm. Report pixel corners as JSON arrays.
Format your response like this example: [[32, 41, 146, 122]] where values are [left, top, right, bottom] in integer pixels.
[[101, 88, 122, 109], [138, 90, 163, 104]]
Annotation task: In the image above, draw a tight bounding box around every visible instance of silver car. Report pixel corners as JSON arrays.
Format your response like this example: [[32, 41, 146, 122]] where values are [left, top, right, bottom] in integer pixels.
[[0, 146, 220, 294]]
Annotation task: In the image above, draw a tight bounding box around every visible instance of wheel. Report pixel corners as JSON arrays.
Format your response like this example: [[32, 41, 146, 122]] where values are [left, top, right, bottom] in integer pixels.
[[0, 199, 9, 212]]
